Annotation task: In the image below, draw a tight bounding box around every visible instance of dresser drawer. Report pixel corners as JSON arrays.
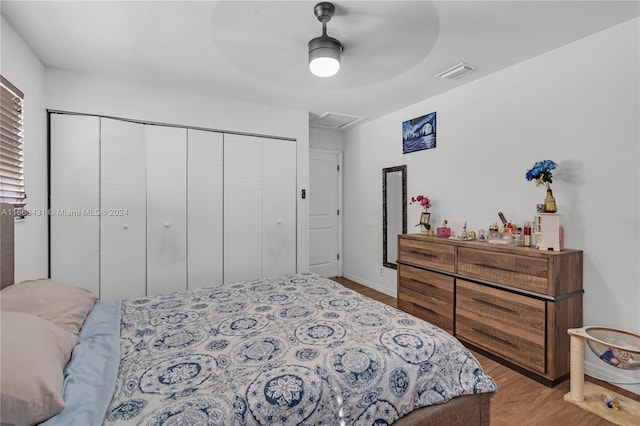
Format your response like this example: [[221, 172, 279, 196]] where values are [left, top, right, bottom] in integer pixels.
[[457, 247, 549, 294], [456, 279, 546, 374], [398, 264, 454, 334], [398, 238, 455, 272]]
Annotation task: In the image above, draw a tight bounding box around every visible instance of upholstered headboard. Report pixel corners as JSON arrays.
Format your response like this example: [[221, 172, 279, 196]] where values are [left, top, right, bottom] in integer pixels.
[[0, 202, 15, 289]]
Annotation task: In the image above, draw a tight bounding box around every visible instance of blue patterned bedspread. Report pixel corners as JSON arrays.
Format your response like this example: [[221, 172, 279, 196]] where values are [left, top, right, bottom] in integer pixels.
[[104, 273, 496, 425]]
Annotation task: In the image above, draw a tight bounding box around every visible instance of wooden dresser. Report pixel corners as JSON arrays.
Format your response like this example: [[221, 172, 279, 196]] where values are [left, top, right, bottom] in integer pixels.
[[397, 234, 583, 386]]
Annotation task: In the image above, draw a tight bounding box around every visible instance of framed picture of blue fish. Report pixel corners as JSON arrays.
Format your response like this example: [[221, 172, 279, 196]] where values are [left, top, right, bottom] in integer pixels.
[[402, 111, 436, 154]]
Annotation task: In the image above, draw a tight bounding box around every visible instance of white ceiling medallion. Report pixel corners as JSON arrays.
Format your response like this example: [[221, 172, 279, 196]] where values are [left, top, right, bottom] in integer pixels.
[[434, 62, 476, 80]]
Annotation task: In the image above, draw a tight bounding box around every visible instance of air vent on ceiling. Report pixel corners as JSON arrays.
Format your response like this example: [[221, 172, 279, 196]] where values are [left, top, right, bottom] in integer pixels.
[[310, 112, 365, 129], [434, 62, 476, 80]]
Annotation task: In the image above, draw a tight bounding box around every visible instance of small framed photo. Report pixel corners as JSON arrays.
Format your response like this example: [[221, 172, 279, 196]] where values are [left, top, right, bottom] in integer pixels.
[[402, 111, 436, 154]]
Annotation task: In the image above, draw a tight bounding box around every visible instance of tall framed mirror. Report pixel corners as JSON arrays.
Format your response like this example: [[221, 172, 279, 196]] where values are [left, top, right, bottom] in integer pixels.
[[382, 165, 407, 269]]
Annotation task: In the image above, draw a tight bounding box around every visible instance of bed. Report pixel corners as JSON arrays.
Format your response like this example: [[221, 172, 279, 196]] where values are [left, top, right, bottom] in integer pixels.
[[1, 271, 496, 426]]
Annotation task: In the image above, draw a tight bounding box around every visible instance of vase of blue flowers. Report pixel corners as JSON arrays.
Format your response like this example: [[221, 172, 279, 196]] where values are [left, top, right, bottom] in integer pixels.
[[525, 160, 558, 213], [542, 189, 557, 213]]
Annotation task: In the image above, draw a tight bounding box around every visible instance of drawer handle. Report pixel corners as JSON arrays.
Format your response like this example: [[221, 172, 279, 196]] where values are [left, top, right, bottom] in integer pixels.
[[472, 327, 516, 348], [471, 297, 517, 314], [418, 305, 437, 316], [473, 263, 514, 274], [408, 250, 436, 258], [408, 278, 435, 288]]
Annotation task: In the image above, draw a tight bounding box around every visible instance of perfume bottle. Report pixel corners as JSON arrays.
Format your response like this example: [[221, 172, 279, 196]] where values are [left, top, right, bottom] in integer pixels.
[[523, 221, 532, 247]]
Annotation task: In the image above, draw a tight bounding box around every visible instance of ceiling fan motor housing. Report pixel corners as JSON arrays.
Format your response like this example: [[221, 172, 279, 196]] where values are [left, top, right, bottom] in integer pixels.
[[314, 2, 336, 23], [308, 35, 342, 61]]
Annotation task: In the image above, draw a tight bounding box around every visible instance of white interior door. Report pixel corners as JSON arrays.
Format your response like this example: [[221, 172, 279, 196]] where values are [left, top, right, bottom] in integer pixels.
[[50, 114, 100, 295], [100, 118, 146, 300], [146, 125, 187, 295], [224, 134, 263, 283], [309, 149, 340, 277], [187, 129, 223, 289], [262, 139, 296, 278]]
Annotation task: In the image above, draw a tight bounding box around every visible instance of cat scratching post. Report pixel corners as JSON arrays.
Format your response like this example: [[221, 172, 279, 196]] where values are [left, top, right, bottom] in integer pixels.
[[569, 331, 585, 402], [564, 327, 640, 426]]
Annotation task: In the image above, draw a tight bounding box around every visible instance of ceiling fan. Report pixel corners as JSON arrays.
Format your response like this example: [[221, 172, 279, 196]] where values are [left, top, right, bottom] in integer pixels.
[[307, 2, 343, 78], [208, 1, 438, 89]]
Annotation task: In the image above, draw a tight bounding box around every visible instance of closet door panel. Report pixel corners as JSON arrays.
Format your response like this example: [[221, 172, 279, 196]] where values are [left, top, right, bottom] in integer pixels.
[[100, 118, 146, 300], [262, 140, 296, 278], [224, 134, 262, 284], [146, 125, 187, 295], [187, 129, 223, 289], [50, 114, 100, 295]]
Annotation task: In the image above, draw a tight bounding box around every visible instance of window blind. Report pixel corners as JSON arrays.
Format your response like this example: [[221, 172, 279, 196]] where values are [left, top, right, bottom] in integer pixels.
[[0, 76, 26, 213]]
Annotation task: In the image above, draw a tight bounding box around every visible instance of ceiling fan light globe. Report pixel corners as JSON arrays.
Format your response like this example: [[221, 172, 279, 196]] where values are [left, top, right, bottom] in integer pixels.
[[309, 56, 340, 77], [308, 34, 342, 77]]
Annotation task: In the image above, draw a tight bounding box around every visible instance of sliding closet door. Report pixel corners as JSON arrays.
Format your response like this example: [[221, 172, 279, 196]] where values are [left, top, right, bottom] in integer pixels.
[[224, 134, 297, 283], [50, 113, 297, 297], [146, 125, 187, 295], [187, 129, 223, 289], [50, 114, 100, 295], [262, 140, 296, 278], [224, 134, 263, 284], [100, 118, 146, 300]]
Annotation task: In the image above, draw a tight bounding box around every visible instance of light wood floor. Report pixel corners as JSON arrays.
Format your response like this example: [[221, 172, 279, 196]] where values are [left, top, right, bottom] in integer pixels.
[[332, 277, 637, 426]]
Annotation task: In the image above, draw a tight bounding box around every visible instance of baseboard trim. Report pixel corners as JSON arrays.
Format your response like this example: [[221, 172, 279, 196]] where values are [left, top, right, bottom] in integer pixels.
[[342, 273, 396, 298]]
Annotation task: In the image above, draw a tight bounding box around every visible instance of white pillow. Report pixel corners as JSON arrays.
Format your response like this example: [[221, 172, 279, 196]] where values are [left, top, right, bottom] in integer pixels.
[[0, 279, 97, 335], [0, 311, 79, 425]]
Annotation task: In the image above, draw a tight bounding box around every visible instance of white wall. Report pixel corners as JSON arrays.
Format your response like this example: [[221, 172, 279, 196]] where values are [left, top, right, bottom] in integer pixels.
[[0, 17, 48, 282], [44, 69, 310, 276], [4, 9, 312, 280], [343, 18, 640, 392], [0, 13, 311, 280], [310, 126, 344, 152]]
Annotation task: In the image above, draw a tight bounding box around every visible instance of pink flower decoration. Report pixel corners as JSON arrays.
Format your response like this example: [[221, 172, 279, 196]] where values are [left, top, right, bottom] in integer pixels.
[[411, 195, 431, 210]]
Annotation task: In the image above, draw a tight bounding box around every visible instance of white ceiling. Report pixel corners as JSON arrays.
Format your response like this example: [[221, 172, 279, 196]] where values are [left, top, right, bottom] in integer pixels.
[[2, 1, 638, 126]]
